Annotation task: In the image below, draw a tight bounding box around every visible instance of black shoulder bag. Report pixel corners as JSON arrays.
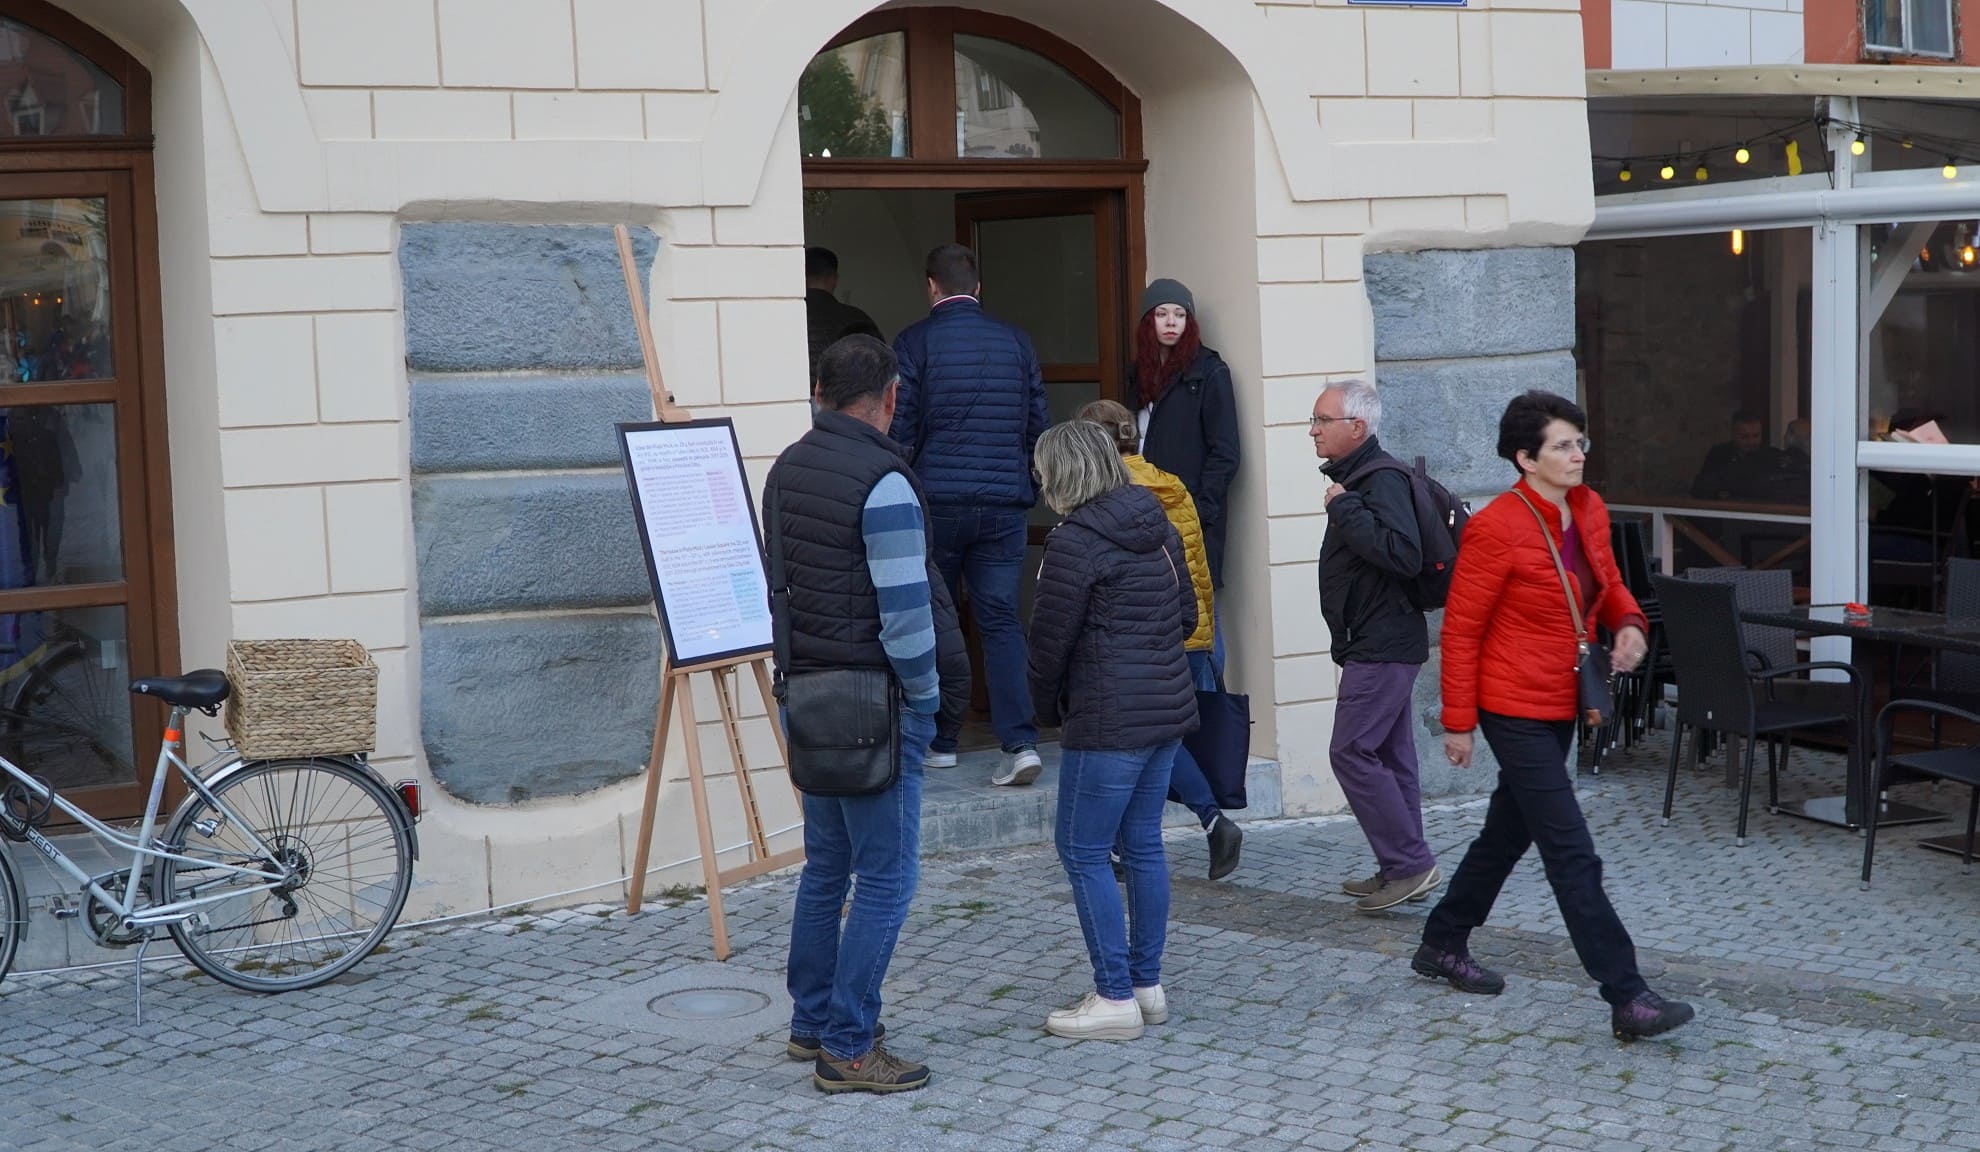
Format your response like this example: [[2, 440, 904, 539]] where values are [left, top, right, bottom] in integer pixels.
[[1512, 491, 1614, 728], [766, 480, 901, 797]]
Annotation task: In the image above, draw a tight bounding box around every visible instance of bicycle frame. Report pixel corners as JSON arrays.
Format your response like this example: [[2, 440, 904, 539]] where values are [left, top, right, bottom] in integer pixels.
[[0, 704, 294, 934]]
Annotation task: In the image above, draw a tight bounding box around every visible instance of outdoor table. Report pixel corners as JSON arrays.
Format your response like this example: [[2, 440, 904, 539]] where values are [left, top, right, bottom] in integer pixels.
[[1734, 603, 1973, 831]]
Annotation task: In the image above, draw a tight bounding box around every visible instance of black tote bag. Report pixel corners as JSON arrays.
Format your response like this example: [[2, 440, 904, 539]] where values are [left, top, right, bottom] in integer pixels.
[[1179, 666, 1251, 811]]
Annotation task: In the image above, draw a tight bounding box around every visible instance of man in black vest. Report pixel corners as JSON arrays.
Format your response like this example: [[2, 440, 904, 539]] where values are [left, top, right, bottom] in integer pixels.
[[769, 334, 966, 1094]]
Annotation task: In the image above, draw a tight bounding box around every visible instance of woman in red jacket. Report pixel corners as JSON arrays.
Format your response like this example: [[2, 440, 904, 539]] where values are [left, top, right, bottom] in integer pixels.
[[1412, 390, 1695, 1041]]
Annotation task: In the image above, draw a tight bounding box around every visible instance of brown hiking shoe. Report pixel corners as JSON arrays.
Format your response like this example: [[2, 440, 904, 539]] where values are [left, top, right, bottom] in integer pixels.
[[812, 1043, 930, 1094], [1343, 870, 1436, 901], [1354, 866, 1442, 912]]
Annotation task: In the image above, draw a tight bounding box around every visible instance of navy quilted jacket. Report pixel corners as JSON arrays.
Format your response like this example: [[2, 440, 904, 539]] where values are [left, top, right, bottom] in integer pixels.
[[889, 298, 1049, 508]]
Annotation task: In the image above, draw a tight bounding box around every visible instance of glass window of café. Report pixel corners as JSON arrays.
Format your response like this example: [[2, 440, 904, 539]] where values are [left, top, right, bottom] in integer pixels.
[[1575, 228, 1814, 591]]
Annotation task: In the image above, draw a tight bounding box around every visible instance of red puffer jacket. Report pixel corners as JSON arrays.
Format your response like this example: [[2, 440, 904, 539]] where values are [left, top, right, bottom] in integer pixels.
[[1440, 480, 1648, 732]]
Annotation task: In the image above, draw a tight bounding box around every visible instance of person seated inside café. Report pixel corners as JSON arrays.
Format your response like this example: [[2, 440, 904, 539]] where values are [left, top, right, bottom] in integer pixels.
[[1691, 410, 1792, 501]]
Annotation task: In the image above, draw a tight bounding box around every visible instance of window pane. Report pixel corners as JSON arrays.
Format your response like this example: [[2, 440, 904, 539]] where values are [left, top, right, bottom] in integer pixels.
[[0, 604, 132, 791], [1905, 0, 1953, 54], [1865, 0, 1905, 49], [975, 213, 1098, 363], [0, 17, 124, 137], [0, 197, 114, 381], [955, 35, 1120, 159], [800, 33, 907, 159], [0, 403, 123, 585]]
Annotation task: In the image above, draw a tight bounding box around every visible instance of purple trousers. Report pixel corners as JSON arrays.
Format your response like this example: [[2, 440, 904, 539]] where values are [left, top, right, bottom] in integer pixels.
[[1330, 661, 1436, 880]]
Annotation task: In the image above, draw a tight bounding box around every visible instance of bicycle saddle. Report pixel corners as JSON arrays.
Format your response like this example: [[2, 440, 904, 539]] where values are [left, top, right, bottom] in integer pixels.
[[129, 669, 231, 710]]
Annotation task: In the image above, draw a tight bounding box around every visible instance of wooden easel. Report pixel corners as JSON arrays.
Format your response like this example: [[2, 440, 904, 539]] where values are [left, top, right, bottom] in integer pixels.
[[613, 225, 803, 959]]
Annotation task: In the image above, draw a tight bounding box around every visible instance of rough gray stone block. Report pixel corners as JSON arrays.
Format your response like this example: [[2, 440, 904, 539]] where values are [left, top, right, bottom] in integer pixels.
[[412, 474, 650, 616], [1365, 247, 1574, 361], [420, 612, 659, 803], [1409, 647, 1497, 797], [1375, 351, 1576, 499], [400, 223, 659, 372], [410, 373, 655, 474]]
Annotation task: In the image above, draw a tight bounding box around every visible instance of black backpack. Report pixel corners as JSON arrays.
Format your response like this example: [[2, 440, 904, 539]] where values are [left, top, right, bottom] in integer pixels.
[[1341, 456, 1470, 609]]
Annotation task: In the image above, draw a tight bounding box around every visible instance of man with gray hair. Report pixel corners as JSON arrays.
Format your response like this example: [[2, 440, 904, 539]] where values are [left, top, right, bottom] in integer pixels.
[[1311, 379, 1440, 912]]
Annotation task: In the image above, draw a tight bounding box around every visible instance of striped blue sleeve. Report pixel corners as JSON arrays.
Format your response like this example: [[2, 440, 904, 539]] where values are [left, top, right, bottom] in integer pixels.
[[863, 471, 940, 714]]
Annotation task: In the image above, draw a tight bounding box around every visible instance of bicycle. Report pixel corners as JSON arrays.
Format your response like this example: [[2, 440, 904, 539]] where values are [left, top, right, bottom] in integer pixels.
[[0, 668, 419, 1020]]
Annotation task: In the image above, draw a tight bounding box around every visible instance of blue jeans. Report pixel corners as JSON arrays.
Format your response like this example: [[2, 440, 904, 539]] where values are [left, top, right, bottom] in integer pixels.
[[1166, 650, 1222, 828], [927, 505, 1037, 753], [787, 708, 935, 1059], [1057, 742, 1177, 1000]]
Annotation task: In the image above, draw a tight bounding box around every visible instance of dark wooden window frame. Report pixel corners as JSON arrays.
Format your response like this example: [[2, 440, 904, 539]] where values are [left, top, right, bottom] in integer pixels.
[[0, 0, 175, 818], [802, 9, 1149, 376]]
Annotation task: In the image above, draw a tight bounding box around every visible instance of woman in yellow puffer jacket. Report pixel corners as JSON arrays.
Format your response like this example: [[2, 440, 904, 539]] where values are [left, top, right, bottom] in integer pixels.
[[1079, 400, 1241, 880]]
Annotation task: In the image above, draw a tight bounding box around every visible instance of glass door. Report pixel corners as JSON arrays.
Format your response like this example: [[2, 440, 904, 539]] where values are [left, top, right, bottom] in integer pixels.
[[0, 169, 160, 817]]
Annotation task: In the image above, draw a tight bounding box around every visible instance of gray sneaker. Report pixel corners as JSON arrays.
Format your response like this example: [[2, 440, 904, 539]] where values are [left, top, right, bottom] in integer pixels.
[[992, 746, 1043, 787], [1353, 866, 1441, 912]]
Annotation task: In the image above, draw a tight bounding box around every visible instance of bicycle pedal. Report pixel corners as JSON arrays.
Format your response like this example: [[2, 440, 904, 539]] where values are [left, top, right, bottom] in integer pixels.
[[48, 896, 79, 921]]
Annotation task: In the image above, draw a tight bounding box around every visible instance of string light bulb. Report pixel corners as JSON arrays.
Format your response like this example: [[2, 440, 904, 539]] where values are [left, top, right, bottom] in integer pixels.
[[1945, 158, 1959, 180], [1902, 137, 1915, 149], [1659, 162, 1676, 180], [1731, 229, 1745, 256], [1851, 132, 1867, 156], [1618, 164, 1633, 183], [1734, 143, 1751, 164], [1695, 164, 1709, 182]]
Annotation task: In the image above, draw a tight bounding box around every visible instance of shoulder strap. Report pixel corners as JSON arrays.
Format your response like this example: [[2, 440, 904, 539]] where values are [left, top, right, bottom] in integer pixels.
[[765, 476, 792, 694], [1340, 457, 1412, 490], [1512, 489, 1587, 642]]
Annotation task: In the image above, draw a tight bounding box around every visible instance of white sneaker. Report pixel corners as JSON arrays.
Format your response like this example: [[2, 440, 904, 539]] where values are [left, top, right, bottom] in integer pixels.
[[1133, 985, 1168, 1025], [923, 750, 958, 769], [1044, 992, 1144, 1040], [991, 746, 1043, 787]]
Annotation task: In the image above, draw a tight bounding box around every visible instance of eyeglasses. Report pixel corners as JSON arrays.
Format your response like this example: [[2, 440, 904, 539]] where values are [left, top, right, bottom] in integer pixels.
[[1308, 415, 1363, 431], [1543, 437, 1594, 456]]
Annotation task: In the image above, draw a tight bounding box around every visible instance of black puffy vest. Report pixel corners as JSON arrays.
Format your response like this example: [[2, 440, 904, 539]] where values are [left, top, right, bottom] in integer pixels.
[[766, 409, 962, 685]]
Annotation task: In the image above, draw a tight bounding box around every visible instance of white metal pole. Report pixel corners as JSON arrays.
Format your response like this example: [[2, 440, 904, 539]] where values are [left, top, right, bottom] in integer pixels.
[[1808, 100, 1861, 673]]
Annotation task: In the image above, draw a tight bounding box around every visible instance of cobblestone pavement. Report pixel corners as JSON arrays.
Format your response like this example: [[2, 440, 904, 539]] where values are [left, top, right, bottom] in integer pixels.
[[4, 740, 1980, 1152]]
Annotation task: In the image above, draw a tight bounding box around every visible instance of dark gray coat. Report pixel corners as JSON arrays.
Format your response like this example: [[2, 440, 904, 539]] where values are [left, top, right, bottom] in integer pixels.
[[1027, 484, 1199, 750], [1318, 435, 1428, 666]]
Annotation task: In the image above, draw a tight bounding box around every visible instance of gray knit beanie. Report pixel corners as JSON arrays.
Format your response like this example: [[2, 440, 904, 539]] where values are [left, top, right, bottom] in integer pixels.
[[1140, 278, 1194, 317]]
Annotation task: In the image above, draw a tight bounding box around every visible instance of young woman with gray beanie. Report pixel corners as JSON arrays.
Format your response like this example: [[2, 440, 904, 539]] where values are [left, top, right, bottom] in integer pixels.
[[1130, 278, 1241, 651]]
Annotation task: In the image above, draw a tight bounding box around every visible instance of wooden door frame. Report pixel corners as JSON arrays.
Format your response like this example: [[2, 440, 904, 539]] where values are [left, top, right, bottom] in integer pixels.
[[801, 7, 1148, 306], [0, 0, 177, 819]]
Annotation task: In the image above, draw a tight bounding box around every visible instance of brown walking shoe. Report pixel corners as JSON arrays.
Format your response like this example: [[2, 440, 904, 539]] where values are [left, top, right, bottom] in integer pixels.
[[812, 1043, 930, 1094], [1342, 872, 1435, 901], [1353, 866, 1441, 912]]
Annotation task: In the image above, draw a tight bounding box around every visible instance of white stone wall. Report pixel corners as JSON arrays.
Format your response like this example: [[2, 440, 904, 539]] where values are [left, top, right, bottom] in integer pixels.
[[1610, 0, 1805, 69], [66, 0, 1596, 917]]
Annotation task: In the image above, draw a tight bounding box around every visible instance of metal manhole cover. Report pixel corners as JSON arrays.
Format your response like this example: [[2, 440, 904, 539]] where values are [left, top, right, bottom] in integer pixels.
[[647, 988, 772, 1021]]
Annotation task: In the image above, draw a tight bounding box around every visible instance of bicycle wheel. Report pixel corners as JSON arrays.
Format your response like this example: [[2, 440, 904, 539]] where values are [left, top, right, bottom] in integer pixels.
[[0, 845, 21, 988], [154, 758, 412, 993]]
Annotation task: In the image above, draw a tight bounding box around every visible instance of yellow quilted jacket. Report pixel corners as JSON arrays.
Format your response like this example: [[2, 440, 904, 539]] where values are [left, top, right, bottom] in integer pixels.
[[1124, 454, 1215, 652]]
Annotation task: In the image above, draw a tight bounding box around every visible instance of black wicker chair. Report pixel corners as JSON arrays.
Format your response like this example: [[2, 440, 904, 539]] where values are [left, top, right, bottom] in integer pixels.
[[1652, 576, 1866, 845], [1863, 700, 1980, 887]]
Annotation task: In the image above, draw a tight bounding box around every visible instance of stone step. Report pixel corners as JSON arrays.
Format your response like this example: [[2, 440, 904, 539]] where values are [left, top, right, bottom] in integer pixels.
[[924, 745, 1282, 856]]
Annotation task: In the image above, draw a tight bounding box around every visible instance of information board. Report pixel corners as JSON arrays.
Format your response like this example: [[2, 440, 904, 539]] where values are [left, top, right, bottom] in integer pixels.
[[618, 418, 773, 667]]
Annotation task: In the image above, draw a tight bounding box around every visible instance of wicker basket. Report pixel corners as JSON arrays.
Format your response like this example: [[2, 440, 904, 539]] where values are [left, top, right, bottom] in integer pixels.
[[224, 639, 378, 759]]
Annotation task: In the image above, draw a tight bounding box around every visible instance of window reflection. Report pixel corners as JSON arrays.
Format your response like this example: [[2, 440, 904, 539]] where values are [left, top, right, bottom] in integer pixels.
[[0, 197, 112, 381], [0, 17, 124, 138], [954, 35, 1119, 159], [800, 33, 907, 159], [0, 605, 132, 791]]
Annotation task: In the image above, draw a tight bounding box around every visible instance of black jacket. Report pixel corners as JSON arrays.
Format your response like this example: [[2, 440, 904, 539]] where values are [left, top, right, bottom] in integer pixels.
[[1028, 484, 1199, 750], [765, 409, 969, 718], [1318, 436, 1428, 666], [1136, 346, 1241, 587], [805, 289, 882, 380]]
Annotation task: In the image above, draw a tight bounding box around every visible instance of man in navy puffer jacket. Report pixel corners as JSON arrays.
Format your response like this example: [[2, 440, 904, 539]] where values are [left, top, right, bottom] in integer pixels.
[[891, 244, 1051, 786]]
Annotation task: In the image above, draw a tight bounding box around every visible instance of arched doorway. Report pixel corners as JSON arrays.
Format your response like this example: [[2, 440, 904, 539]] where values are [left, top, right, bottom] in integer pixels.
[[799, 7, 1146, 743], [0, 0, 175, 819]]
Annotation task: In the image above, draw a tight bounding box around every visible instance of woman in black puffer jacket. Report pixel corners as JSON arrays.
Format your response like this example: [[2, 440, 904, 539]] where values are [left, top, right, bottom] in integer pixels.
[[1027, 420, 1199, 1043]]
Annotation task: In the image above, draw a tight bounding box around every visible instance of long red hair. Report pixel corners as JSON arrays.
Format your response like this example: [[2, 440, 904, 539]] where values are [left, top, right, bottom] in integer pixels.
[[1134, 310, 1201, 409]]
